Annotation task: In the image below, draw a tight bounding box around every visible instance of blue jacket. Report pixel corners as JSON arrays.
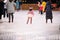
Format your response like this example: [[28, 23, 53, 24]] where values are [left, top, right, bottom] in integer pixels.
[[16, 1, 19, 9]]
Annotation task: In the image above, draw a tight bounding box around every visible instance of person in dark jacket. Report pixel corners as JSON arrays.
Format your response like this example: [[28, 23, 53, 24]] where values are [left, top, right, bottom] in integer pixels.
[[0, 0, 5, 22], [45, 0, 53, 23], [3, 0, 8, 18]]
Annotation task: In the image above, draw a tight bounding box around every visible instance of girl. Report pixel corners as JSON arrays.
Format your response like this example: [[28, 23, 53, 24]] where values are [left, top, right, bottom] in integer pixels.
[[27, 7, 34, 24], [37, 2, 43, 15]]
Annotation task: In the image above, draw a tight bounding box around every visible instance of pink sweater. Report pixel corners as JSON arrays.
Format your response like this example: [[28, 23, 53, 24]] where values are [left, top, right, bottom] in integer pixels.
[[28, 10, 34, 15]]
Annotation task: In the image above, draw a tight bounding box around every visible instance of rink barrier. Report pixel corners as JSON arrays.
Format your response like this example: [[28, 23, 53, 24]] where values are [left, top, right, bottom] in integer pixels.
[[0, 32, 60, 40]]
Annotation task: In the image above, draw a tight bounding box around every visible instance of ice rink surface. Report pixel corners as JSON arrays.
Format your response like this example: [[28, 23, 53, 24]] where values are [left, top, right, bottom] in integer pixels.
[[0, 10, 60, 40]]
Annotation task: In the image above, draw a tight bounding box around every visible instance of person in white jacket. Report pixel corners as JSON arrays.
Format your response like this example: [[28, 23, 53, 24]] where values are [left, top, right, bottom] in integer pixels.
[[6, 0, 16, 23]]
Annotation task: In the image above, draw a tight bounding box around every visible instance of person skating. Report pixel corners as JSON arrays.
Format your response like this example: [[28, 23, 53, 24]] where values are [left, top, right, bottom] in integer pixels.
[[45, 0, 53, 23], [27, 7, 34, 24], [6, 0, 16, 23]]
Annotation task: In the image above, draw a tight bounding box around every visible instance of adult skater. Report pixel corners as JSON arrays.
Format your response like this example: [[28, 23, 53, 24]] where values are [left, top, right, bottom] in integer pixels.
[[6, 0, 16, 23], [45, 0, 53, 23], [0, 0, 5, 23]]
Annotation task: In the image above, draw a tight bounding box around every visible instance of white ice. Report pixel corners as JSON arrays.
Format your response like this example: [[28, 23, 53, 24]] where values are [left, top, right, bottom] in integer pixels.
[[0, 10, 60, 40]]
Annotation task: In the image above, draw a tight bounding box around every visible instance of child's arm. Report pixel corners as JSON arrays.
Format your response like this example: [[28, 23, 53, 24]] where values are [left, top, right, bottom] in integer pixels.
[[32, 12, 34, 16], [32, 10, 34, 16]]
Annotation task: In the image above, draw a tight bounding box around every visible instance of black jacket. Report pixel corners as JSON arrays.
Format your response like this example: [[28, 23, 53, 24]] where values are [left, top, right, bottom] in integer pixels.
[[45, 1, 53, 19], [0, 1, 5, 14]]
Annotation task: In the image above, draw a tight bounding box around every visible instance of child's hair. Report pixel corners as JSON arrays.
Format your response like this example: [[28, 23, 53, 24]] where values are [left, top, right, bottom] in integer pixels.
[[29, 6, 33, 11], [29, 9, 32, 11], [9, 0, 13, 2]]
